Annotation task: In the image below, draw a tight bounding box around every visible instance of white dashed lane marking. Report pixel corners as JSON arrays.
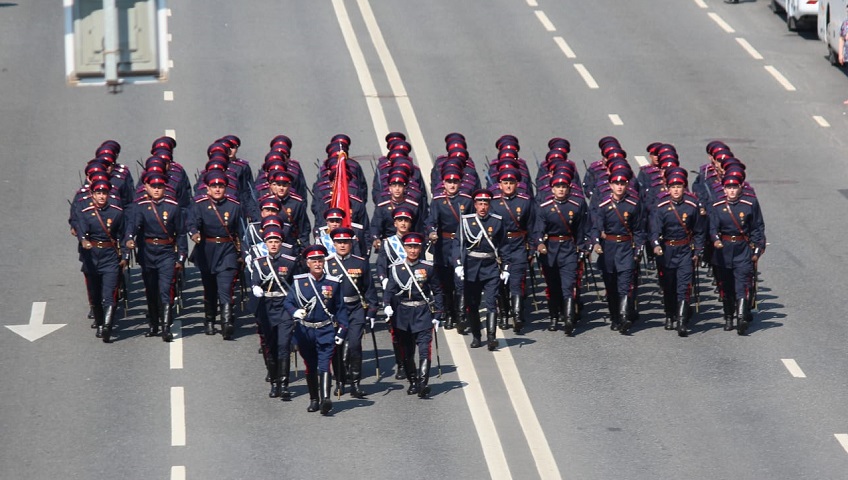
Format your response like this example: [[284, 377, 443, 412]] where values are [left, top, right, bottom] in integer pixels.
[[608, 114, 623, 126], [708, 12, 735, 33], [574, 64, 599, 89], [164, 91, 174, 101], [171, 387, 186, 446], [553, 36, 576, 59], [526, 0, 538, 6], [764, 65, 796, 91], [813, 115, 830, 127], [534, 10, 556, 32], [171, 466, 185, 480], [780, 359, 806, 378], [170, 320, 183, 369], [694, 0, 708, 8], [835, 434, 848, 454], [735, 38, 763, 60]]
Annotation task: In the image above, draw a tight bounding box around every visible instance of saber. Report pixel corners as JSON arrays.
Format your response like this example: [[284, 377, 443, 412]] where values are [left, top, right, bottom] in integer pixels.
[[432, 326, 442, 378], [585, 254, 603, 302], [693, 257, 701, 313], [369, 322, 381, 378], [527, 252, 541, 312]]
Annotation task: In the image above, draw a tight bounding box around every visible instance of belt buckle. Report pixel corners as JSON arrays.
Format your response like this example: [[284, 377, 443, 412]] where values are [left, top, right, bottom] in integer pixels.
[[153, 238, 161, 245]]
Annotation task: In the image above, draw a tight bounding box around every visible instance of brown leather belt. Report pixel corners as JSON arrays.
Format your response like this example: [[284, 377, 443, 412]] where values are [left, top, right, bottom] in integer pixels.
[[506, 230, 527, 239], [92, 240, 114, 248], [547, 235, 573, 242], [440, 232, 456, 239], [664, 238, 690, 247], [601, 233, 632, 242], [205, 236, 233, 243], [145, 237, 175, 245], [721, 234, 747, 242]]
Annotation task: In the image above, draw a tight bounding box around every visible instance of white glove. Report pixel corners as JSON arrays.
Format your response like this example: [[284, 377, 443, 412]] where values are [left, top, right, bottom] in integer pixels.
[[368, 317, 376, 330], [293, 308, 307, 320], [334, 335, 344, 345], [381, 278, 389, 290], [384, 305, 394, 318], [500, 271, 510, 282], [251, 286, 264, 298], [432, 318, 440, 331], [454, 266, 464, 281]]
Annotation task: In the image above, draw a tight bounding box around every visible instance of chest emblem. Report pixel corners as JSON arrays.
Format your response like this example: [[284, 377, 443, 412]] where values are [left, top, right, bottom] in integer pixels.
[[415, 269, 427, 282], [321, 285, 333, 299]]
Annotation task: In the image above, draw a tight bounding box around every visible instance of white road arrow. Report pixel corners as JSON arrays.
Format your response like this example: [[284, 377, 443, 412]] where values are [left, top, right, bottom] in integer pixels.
[[6, 302, 65, 342]]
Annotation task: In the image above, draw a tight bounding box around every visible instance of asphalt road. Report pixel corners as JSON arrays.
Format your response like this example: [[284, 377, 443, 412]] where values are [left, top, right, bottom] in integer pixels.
[[1, 1, 847, 479]]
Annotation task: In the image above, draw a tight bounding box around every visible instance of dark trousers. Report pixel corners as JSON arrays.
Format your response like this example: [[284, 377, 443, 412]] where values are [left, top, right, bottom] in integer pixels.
[[200, 269, 237, 306], [294, 324, 335, 373]]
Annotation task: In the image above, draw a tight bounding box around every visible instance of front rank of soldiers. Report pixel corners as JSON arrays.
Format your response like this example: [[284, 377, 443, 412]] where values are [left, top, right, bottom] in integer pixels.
[[69, 133, 766, 411]]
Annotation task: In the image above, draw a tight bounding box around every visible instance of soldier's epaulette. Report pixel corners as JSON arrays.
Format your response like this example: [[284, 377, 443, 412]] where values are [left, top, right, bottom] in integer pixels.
[[517, 193, 531, 200], [490, 213, 503, 220], [350, 194, 363, 203], [656, 191, 670, 200], [683, 199, 698, 208], [294, 273, 309, 280], [684, 191, 699, 201], [112, 172, 125, 180], [405, 199, 419, 207], [462, 213, 476, 219], [598, 196, 613, 207], [458, 192, 472, 199], [288, 192, 304, 202], [711, 200, 725, 208], [568, 198, 582, 207], [420, 259, 433, 266], [222, 194, 239, 204], [378, 199, 392, 207], [351, 254, 365, 261], [540, 199, 554, 207], [739, 199, 753, 206], [109, 204, 123, 211], [623, 197, 638, 206], [162, 198, 179, 206], [281, 253, 297, 261], [194, 194, 209, 203], [640, 164, 659, 173], [657, 199, 670, 208], [326, 274, 342, 283], [590, 160, 605, 170], [171, 162, 185, 172], [433, 193, 448, 200]]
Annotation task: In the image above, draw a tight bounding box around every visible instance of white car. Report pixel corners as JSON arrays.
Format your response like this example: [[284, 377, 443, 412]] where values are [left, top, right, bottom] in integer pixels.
[[772, 0, 819, 31]]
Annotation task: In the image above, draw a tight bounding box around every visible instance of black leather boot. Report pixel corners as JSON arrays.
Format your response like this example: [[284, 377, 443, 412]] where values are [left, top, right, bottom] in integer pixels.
[[93, 304, 105, 339], [736, 298, 750, 336], [101, 305, 114, 343], [204, 301, 217, 335], [334, 342, 348, 398], [405, 357, 419, 396], [144, 297, 160, 337], [455, 294, 467, 334], [279, 357, 291, 401], [723, 296, 735, 331], [563, 297, 576, 336], [417, 359, 431, 398], [486, 311, 498, 351], [306, 371, 320, 412], [320, 371, 333, 415], [619, 297, 632, 335], [348, 349, 365, 399], [444, 292, 455, 330], [268, 358, 281, 398], [469, 309, 482, 348], [677, 300, 690, 337], [88, 305, 95, 323], [221, 303, 235, 340], [392, 341, 406, 380], [608, 296, 620, 331], [511, 295, 525, 333], [161, 304, 174, 342]]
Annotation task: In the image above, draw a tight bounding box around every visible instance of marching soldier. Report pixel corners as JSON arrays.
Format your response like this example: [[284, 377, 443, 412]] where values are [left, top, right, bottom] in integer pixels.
[[709, 170, 765, 335], [284, 245, 350, 415], [262, 170, 311, 251], [375, 206, 416, 379], [383, 233, 444, 398], [489, 168, 535, 333], [325, 228, 378, 399], [649, 169, 706, 336], [188, 170, 245, 340], [425, 167, 473, 331], [73, 179, 125, 342], [532, 172, 588, 335], [251, 225, 299, 400], [370, 173, 424, 251], [453, 189, 507, 350], [125, 172, 188, 342], [589, 167, 646, 334]]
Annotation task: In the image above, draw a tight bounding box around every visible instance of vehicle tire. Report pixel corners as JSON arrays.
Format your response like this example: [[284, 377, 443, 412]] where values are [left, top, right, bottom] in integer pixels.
[[828, 46, 839, 66], [770, 0, 779, 13], [787, 3, 798, 32]]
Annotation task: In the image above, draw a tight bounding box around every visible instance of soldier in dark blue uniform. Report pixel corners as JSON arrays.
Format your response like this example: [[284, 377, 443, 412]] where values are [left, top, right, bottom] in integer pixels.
[[383, 233, 444, 398], [325, 228, 378, 399], [709, 173, 765, 335], [124, 172, 188, 342], [454, 189, 507, 350], [250, 225, 299, 400], [375, 206, 416, 380], [74, 180, 125, 342], [284, 245, 350, 415], [425, 168, 473, 331], [589, 167, 646, 334], [261, 170, 311, 251], [188, 170, 245, 339], [532, 172, 588, 335], [649, 170, 706, 336], [370, 173, 424, 251], [489, 168, 535, 333]]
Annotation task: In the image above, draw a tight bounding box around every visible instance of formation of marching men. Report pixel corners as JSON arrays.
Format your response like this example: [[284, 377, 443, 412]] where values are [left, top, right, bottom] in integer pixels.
[[69, 132, 765, 414]]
